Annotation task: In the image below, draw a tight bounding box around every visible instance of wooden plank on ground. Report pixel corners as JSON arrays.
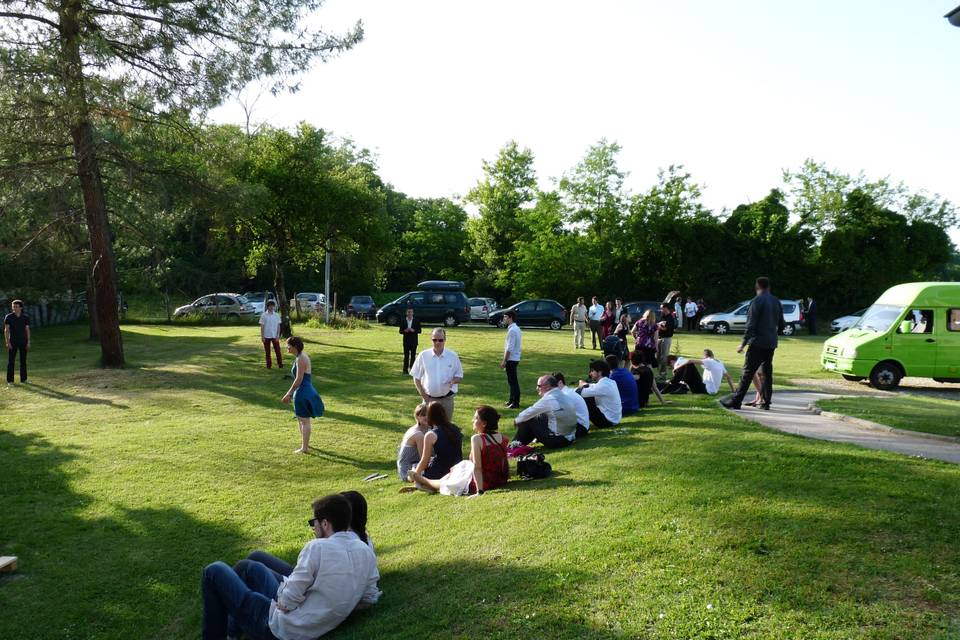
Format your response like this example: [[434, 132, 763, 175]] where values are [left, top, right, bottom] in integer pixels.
[[0, 556, 17, 572]]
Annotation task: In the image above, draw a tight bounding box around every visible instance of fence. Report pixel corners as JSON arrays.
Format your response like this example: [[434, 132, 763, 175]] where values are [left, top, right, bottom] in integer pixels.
[[1, 300, 86, 328]]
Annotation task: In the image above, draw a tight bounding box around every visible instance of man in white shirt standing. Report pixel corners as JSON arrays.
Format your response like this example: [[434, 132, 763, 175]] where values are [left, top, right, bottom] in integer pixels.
[[202, 494, 380, 640], [511, 374, 577, 448], [684, 297, 698, 332], [501, 310, 522, 408], [587, 296, 604, 350], [576, 359, 622, 429], [552, 371, 590, 439], [410, 327, 464, 421], [569, 297, 588, 349], [260, 300, 283, 369]]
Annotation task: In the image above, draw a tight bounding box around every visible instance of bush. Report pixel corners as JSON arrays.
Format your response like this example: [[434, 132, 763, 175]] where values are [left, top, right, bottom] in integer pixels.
[[304, 316, 372, 331]]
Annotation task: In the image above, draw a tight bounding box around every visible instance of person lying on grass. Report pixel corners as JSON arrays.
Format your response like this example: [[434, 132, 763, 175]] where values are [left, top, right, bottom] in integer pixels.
[[409, 405, 509, 496], [201, 494, 380, 640], [397, 403, 430, 482]]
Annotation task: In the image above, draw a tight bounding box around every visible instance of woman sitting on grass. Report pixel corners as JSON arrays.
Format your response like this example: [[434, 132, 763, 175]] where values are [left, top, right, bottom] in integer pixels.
[[410, 405, 508, 496], [397, 404, 430, 481], [406, 401, 463, 487]]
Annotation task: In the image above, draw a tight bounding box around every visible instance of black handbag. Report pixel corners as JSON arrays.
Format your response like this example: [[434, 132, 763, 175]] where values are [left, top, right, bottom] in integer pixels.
[[516, 453, 552, 480]]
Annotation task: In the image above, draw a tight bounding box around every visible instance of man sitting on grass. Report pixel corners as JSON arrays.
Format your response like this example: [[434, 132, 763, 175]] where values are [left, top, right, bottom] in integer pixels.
[[201, 494, 380, 640], [660, 349, 735, 396], [576, 360, 622, 429], [512, 374, 578, 449], [553, 371, 590, 438], [605, 354, 639, 417]]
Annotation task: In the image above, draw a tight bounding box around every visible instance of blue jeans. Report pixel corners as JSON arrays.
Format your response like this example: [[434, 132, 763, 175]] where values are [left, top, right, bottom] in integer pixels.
[[202, 560, 280, 640]]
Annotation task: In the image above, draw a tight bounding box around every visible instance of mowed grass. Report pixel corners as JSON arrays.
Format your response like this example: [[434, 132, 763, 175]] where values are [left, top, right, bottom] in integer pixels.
[[2, 324, 959, 640], [818, 395, 960, 439]]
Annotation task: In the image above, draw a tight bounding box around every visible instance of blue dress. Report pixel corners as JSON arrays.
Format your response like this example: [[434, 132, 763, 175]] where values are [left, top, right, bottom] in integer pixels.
[[292, 362, 324, 418]]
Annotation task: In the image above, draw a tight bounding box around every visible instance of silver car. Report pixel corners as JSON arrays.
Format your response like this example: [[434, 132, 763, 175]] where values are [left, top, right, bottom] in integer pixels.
[[174, 293, 256, 318], [468, 297, 498, 321], [830, 308, 866, 333], [294, 292, 327, 315], [699, 299, 804, 336]]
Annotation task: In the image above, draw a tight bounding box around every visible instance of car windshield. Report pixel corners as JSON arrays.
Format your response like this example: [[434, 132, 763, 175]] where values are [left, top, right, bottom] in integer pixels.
[[237, 295, 250, 304], [245, 293, 265, 302], [722, 303, 744, 314], [352, 296, 373, 304], [857, 304, 904, 333]]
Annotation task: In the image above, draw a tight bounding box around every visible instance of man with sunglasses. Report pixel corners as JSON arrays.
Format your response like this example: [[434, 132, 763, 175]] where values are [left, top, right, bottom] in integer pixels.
[[410, 327, 463, 420], [201, 494, 380, 640]]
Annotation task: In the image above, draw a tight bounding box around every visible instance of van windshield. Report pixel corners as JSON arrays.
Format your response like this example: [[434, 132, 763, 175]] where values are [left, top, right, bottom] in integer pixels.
[[857, 304, 905, 333]]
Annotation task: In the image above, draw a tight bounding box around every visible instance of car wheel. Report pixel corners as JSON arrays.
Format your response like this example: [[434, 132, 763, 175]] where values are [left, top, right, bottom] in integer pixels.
[[444, 314, 458, 327], [869, 362, 902, 391], [386, 313, 400, 326], [549, 319, 562, 330], [782, 323, 795, 336], [714, 322, 729, 335], [841, 374, 865, 382]]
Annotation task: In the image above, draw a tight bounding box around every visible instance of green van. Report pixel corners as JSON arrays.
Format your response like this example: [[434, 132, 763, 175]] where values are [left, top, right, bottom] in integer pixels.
[[821, 282, 960, 390]]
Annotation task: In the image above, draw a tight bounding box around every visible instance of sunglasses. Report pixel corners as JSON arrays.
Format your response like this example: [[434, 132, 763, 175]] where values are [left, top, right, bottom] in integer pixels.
[[308, 517, 322, 527], [432, 338, 445, 342]]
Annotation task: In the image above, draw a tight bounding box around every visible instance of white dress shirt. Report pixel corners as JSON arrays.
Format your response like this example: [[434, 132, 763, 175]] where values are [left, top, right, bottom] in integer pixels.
[[504, 323, 522, 362], [561, 385, 590, 430], [260, 311, 281, 339], [515, 388, 577, 440], [701, 357, 728, 395], [588, 303, 604, 321], [684, 302, 698, 318], [409, 347, 464, 397], [570, 304, 587, 323], [270, 531, 381, 640], [580, 377, 622, 425]]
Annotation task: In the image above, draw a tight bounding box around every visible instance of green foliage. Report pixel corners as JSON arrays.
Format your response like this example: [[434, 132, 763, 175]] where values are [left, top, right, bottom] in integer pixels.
[[303, 315, 372, 331], [392, 196, 468, 287]]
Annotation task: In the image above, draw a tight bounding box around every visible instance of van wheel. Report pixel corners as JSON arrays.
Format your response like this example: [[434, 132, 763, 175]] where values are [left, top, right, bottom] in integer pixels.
[[841, 374, 865, 382], [782, 323, 795, 336], [444, 314, 458, 327], [386, 313, 400, 326], [549, 319, 562, 330], [869, 362, 902, 391], [714, 322, 729, 335]]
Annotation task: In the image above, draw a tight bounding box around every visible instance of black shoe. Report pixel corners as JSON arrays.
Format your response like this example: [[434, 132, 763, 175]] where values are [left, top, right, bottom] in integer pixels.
[[758, 403, 771, 410], [719, 397, 741, 410], [504, 402, 520, 409]]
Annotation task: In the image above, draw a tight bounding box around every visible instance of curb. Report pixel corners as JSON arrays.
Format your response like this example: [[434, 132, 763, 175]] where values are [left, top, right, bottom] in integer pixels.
[[805, 403, 960, 445]]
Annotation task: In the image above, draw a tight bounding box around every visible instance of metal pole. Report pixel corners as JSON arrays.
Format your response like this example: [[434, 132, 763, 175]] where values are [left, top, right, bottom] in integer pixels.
[[324, 246, 331, 323]]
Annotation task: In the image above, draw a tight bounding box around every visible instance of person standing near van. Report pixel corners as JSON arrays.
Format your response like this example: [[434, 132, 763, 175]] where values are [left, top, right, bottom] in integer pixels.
[[500, 310, 522, 408], [587, 296, 604, 350], [259, 300, 283, 369], [5, 299, 30, 385], [570, 297, 587, 349], [411, 328, 464, 420], [400, 307, 422, 374], [721, 277, 784, 411]]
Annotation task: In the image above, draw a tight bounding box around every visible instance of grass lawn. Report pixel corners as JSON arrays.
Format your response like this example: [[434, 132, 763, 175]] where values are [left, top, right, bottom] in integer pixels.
[[818, 395, 960, 439], [2, 323, 959, 639]]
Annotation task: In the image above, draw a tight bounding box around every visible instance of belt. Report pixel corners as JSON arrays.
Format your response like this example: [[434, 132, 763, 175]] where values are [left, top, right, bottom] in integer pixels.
[[428, 391, 455, 399]]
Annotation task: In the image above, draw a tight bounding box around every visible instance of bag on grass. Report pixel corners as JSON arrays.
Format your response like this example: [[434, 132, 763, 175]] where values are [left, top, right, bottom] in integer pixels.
[[516, 453, 552, 480]]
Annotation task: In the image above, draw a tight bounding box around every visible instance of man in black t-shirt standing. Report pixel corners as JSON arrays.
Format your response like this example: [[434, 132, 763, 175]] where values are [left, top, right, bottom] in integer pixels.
[[656, 303, 676, 376], [4, 299, 31, 384]]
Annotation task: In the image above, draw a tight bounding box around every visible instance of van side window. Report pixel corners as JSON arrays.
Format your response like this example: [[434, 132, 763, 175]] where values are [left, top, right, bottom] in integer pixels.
[[429, 293, 445, 304], [408, 294, 425, 306], [949, 309, 960, 332], [898, 309, 933, 334]]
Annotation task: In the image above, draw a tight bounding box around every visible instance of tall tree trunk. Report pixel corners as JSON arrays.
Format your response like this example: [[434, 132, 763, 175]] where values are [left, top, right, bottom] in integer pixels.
[[273, 257, 291, 338], [85, 271, 99, 340], [61, 0, 124, 366]]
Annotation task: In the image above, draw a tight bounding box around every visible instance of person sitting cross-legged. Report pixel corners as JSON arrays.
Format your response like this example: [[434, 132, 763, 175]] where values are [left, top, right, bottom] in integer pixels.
[[605, 354, 639, 417], [510, 375, 578, 449], [201, 494, 380, 640], [576, 360, 622, 429], [552, 371, 590, 438]]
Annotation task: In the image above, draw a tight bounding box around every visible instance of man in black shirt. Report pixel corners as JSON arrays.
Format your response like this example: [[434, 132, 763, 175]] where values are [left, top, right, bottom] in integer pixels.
[[721, 277, 784, 410], [4, 299, 31, 384], [656, 303, 676, 376]]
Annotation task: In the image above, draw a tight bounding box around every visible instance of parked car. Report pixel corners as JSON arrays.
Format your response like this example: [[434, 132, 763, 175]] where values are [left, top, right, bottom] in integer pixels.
[[621, 300, 662, 323], [830, 308, 867, 333], [377, 281, 471, 326], [468, 297, 498, 321], [294, 292, 326, 315], [822, 282, 960, 390], [699, 299, 804, 336], [488, 299, 567, 330], [242, 291, 277, 314], [346, 295, 377, 319], [173, 293, 256, 318]]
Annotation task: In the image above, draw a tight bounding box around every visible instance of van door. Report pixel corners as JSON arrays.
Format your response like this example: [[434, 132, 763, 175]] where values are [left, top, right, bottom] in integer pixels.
[[935, 308, 960, 379], [891, 308, 937, 377]]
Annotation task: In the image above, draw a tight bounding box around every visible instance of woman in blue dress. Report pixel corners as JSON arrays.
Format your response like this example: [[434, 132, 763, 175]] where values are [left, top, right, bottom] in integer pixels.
[[281, 336, 324, 454]]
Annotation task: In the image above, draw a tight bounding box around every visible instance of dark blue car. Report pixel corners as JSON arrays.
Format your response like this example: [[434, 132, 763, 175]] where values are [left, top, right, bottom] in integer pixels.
[[488, 299, 567, 330]]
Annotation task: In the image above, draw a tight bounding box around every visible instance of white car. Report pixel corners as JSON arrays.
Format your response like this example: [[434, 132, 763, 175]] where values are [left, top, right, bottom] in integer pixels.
[[294, 292, 327, 315], [468, 297, 498, 321], [699, 299, 804, 336], [830, 308, 866, 333], [174, 293, 256, 318], [241, 291, 277, 314]]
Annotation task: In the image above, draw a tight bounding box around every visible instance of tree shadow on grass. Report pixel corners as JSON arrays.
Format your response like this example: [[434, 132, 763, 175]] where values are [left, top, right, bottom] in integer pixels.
[[0, 429, 246, 640], [20, 382, 130, 408]]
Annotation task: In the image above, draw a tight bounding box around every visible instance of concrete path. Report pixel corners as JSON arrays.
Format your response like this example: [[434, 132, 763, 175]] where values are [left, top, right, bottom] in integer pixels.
[[722, 391, 960, 465]]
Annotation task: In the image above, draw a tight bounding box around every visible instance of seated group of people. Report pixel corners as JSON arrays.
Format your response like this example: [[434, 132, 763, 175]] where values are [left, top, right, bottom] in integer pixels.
[[202, 491, 380, 640]]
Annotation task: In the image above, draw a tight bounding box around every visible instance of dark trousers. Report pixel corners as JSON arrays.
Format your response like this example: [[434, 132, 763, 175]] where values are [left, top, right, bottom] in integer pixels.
[[808, 316, 817, 335], [202, 560, 280, 640], [262, 338, 282, 369], [661, 363, 707, 395], [505, 359, 520, 405], [238, 550, 293, 582], [576, 424, 589, 438], [589, 320, 602, 349], [730, 346, 775, 407], [583, 396, 614, 428], [514, 413, 571, 449], [403, 345, 417, 373], [7, 342, 26, 383]]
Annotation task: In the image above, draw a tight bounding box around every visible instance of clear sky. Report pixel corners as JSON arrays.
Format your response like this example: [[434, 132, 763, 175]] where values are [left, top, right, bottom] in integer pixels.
[[210, 0, 960, 242]]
